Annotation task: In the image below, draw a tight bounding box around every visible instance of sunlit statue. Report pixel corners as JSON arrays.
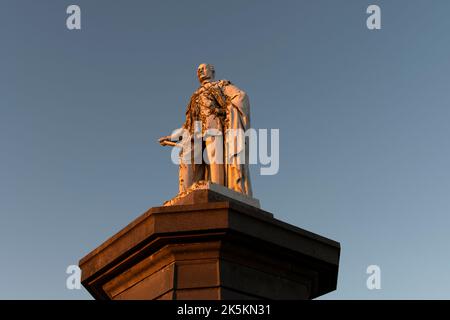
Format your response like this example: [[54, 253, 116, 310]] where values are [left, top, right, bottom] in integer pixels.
[[159, 63, 253, 197]]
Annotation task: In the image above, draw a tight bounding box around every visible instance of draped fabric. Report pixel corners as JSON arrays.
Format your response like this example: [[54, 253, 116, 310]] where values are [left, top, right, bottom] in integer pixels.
[[222, 81, 253, 197]]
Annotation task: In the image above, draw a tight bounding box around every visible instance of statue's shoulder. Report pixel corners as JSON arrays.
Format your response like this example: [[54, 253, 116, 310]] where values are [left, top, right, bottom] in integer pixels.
[[218, 79, 232, 87]]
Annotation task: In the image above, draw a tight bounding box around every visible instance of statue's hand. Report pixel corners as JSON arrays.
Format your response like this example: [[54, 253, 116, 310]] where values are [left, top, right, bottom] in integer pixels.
[[158, 135, 171, 146]]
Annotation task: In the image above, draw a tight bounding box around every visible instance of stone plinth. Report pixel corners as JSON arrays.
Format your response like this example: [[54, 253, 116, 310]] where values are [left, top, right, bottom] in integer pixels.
[[79, 189, 340, 300]]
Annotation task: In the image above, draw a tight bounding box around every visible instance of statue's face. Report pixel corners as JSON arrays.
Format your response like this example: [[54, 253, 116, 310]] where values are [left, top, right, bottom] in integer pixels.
[[197, 64, 214, 84]]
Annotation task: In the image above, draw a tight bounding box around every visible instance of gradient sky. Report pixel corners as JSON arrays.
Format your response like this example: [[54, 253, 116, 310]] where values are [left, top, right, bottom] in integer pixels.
[[1, 0, 450, 299]]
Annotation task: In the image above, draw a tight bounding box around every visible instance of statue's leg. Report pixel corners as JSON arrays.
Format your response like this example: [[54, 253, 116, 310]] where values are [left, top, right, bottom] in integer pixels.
[[226, 164, 242, 193], [179, 140, 206, 193], [179, 161, 192, 194], [178, 143, 195, 193], [205, 136, 224, 186]]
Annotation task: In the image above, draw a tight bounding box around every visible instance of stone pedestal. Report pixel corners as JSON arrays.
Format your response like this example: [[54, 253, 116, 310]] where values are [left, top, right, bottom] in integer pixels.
[[79, 189, 340, 300]]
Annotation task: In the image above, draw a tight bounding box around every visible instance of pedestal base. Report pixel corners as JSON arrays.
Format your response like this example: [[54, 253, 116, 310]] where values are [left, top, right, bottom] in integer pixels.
[[79, 190, 340, 300]]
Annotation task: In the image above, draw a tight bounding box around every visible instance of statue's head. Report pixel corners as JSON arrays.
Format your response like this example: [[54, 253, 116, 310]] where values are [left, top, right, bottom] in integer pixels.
[[197, 63, 215, 84]]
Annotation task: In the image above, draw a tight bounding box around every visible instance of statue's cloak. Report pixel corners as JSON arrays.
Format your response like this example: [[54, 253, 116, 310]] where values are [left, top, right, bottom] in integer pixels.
[[222, 80, 253, 196]]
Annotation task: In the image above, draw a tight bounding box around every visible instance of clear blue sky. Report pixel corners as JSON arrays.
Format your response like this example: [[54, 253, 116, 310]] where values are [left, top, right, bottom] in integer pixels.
[[1, 0, 450, 299]]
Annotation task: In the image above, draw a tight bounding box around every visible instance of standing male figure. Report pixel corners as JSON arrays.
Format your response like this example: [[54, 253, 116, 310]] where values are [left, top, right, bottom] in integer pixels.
[[159, 64, 253, 196]]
